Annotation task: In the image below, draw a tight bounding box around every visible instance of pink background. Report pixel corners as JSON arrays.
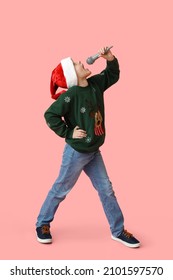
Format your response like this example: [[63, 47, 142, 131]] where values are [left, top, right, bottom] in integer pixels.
[[0, 0, 173, 260]]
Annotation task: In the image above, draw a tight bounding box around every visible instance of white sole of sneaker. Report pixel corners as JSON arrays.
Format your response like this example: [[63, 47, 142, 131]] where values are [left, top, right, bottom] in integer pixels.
[[37, 237, 52, 244], [111, 235, 140, 248]]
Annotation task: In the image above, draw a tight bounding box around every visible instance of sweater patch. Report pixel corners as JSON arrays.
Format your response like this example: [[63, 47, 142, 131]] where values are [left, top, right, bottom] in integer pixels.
[[64, 96, 71, 103], [85, 136, 92, 143], [80, 107, 86, 113], [85, 99, 104, 136], [91, 86, 96, 93], [94, 110, 104, 136]]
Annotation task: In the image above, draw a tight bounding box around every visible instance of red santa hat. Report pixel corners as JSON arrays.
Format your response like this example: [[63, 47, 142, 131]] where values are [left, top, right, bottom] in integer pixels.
[[50, 57, 78, 100]]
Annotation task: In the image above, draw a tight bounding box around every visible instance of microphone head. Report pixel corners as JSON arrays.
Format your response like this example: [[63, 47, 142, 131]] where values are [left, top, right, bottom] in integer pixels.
[[86, 56, 94, 65]]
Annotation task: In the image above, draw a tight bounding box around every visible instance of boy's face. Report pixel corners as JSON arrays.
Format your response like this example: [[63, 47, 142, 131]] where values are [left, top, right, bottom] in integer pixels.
[[73, 61, 91, 80]]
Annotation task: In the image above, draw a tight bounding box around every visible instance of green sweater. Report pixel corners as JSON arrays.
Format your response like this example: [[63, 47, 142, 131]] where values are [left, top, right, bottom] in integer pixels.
[[44, 58, 120, 153]]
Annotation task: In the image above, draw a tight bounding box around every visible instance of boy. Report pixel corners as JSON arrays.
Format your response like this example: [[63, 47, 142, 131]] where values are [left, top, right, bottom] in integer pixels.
[[36, 47, 140, 248]]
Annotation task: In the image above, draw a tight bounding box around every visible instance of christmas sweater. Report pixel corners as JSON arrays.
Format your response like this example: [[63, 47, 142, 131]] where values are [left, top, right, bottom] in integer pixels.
[[44, 58, 120, 153]]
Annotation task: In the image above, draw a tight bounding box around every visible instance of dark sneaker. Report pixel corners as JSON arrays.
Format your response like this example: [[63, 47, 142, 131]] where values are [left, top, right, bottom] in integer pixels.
[[36, 225, 52, 244], [111, 229, 140, 248]]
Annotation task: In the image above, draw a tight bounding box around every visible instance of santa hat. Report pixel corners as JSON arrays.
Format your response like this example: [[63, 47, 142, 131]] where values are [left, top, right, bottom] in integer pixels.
[[50, 57, 78, 100]]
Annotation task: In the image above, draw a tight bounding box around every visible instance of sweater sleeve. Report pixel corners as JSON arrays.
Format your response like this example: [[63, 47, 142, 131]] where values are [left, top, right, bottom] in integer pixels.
[[44, 91, 73, 138], [90, 57, 120, 92]]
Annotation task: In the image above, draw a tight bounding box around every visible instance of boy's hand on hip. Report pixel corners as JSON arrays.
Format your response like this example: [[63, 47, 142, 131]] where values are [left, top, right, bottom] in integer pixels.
[[72, 126, 87, 139]]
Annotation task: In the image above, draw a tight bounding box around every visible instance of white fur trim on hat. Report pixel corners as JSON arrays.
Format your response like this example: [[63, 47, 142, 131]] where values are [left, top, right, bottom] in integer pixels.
[[61, 57, 78, 88]]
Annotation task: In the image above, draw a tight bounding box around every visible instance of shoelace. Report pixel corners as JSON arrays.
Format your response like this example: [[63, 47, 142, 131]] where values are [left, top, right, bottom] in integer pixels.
[[123, 230, 133, 238], [41, 225, 50, 234]]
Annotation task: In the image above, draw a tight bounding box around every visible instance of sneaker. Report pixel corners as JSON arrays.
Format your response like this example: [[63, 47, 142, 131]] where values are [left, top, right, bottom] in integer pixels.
[[36, 225, 52, 244], [111, 229, 140, 248]]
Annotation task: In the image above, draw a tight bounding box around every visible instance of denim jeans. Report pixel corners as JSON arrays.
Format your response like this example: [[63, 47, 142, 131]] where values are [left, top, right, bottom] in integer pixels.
[[36, 144, 124, 237]]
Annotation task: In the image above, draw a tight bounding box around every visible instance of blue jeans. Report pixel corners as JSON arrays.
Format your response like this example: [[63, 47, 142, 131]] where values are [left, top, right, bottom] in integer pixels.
[[36, 144, 124, 237]]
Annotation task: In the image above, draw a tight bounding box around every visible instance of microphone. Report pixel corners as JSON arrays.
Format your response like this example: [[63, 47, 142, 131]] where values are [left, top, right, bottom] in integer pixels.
[[86, 46, 113, 65]]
